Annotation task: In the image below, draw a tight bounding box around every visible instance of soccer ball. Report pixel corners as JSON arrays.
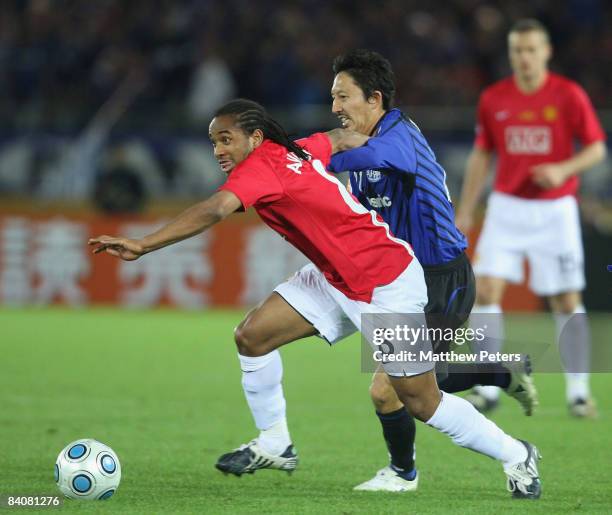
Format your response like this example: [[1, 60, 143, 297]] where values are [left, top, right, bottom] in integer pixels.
[[54, 439, 121, 500]]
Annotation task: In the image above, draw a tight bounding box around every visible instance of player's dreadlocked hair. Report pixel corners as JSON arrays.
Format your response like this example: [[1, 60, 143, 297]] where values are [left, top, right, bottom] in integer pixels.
[[214, 99, 309, 160], [333, 49, 396, 110]]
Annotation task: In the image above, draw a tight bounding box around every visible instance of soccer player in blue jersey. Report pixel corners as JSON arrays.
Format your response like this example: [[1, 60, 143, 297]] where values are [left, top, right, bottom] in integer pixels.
[[327, 49, 538, 492]]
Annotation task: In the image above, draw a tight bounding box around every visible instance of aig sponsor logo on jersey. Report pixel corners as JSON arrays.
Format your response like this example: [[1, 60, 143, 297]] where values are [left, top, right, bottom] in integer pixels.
[[366, 169, 382, 183], [367, 195, 392, 208], [505, 126, 552, 155]]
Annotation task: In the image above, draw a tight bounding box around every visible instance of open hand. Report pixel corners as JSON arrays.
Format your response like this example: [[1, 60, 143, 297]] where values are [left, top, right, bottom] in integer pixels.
[[88, 235, 145, 261]]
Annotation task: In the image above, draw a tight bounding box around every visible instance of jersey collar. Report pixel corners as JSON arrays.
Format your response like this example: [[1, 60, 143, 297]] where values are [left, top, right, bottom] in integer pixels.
[[371, 108, 403, 137]]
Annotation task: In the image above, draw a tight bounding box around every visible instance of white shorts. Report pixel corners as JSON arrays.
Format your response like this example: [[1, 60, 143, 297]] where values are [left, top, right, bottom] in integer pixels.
[[473, 192, 585, 296], [274, 261, 431, 376]]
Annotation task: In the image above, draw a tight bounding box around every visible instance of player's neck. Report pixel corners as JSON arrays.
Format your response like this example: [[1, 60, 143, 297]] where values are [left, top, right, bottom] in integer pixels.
[[366, 111, 387, 136], [515, 71, 549, 94]]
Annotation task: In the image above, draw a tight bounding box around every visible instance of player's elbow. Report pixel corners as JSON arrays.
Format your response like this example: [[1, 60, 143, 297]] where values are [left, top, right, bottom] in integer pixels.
[[207, 205, 227, 224], [467, 148, 492, 174], [593, 141, 607, 163], [472, 147, 492, 163]]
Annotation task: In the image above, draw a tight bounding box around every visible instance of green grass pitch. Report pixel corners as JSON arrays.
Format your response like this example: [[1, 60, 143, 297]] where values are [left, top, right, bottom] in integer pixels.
[[1, 308, 611, 514]]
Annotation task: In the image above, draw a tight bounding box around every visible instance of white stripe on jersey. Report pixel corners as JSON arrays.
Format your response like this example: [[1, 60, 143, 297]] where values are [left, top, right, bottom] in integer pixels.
[[310, 159, 415, 258]]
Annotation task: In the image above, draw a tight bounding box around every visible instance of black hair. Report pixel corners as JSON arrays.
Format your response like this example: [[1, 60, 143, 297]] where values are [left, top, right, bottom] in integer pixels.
[[509, 18, 550, 43], [214, 99, 309, 160], [332, 49, 396, 110]]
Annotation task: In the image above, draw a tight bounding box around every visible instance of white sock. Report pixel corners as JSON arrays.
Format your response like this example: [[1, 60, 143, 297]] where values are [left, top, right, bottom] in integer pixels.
[[565, 374, 590, 402], [258, 418, 290, 456], [427, 392, 527, 467], [555, 304, 591, 402], [238, 350, 291, 455], [470, 304, 503, 401]]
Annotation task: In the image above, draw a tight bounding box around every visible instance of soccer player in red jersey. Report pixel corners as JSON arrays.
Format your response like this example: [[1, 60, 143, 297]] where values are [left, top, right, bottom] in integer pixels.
[[90, 99, 541, 498], [456, 19, 607, 418]]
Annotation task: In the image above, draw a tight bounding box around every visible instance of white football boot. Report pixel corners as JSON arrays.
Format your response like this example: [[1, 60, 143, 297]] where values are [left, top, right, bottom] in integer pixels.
[[353, 466, 418, 492]]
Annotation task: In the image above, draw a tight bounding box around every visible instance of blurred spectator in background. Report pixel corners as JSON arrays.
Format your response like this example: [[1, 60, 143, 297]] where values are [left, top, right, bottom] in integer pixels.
[[187, 36, 237, 125], [0, 0, 609, 201], [2, 0, 611, 130]]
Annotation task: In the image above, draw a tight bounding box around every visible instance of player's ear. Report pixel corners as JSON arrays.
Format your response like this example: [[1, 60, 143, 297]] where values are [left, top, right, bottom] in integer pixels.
[[249, 128, 264, 149], [368, 90, 384, 110]]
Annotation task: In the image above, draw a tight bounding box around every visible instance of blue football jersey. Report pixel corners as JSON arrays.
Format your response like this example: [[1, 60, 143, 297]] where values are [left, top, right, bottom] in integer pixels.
[[328, 109, 467, 266]]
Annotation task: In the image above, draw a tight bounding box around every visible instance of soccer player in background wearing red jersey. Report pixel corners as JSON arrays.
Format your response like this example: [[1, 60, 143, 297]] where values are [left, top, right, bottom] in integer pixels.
[[456, 19, 607, 418], [90, 99, 541, 498]]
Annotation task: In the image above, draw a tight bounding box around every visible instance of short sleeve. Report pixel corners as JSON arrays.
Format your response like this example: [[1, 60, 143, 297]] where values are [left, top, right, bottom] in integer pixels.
[[567, 83, 606, 146], [218, 154, 284, 210], [295, 132, 333, 168], [474, 93, 494, 151]]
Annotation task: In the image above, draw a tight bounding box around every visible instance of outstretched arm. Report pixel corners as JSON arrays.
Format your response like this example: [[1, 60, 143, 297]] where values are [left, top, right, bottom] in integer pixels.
[[88, 190, 242, 260], [325, 128, 370, 153]]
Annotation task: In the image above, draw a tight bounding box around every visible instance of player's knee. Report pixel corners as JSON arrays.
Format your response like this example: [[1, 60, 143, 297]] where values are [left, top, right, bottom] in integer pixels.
[[549, 292, 581, 314], [369, 377, 397, 411], [475, 287, 493, 306], [556, 301, 576, 315], [234, 324, 266, 356], [475, 279, 501, 305]]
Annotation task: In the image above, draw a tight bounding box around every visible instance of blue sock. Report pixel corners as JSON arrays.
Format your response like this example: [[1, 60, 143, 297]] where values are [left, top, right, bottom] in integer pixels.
[[390, 463, 417, 481], [376, 408, 416, 473]]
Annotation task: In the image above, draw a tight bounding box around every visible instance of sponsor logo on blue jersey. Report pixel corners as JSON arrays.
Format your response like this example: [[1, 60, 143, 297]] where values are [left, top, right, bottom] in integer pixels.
[[366, 169, 382, 183], [367, 195, 392, 208]]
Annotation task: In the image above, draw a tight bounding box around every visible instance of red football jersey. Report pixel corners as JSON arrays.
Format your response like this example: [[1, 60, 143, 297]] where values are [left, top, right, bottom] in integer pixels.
[[219, 132, 414, 302], [475, 73, 606, 199]]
